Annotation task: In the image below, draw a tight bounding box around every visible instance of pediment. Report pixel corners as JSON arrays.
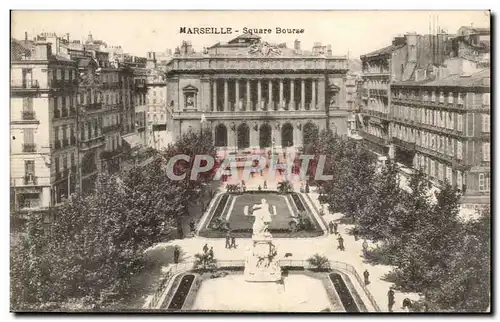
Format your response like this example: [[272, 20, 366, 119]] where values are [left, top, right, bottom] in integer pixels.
[[182, 84, 198, 92]]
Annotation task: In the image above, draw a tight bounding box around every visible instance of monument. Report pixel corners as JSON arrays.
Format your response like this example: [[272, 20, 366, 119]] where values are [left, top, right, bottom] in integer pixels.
[[244, 198, 282, 282]]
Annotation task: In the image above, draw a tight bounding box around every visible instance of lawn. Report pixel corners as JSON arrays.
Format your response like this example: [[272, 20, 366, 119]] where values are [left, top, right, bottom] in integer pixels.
[[199, 192, 323, 238]]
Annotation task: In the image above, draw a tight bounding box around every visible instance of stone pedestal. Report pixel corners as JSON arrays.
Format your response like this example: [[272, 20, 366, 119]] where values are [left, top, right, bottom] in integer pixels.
[[244, 238, 282, 282]]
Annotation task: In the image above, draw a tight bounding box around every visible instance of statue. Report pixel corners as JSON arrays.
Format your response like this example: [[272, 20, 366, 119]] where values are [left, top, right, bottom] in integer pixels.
[[186, 95, 194, 107], [244, 198, 282, 282]]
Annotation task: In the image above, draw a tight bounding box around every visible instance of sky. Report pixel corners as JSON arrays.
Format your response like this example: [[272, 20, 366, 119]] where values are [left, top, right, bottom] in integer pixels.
[[11, 10, 490, 59]]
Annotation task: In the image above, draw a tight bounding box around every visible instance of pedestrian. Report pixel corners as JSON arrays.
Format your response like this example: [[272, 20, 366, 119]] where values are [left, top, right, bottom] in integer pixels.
[[353, 228, 359, 241], [388, 287, 395, 312], [203, 243, 208, 254], [231, 235, 236, 249], [260, 169, 263, 176], [362, 240, 369, 259], [263, 180, 267, 189], [337, 234, 345, 251], [333, 222, 338, 235], [190, 220, 196, 233], [258, 185, 262, 191], [208, 247, 214, 261], [328, 221, 334, 234], [363, 269, 370, 285], [173, 246, 180, 264], [225, 232, 231, 249]]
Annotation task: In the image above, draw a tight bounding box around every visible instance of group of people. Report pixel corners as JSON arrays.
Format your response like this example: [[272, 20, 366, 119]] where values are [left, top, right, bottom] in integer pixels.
[[328, 221, 345, 251], [202, 243, 214, 261], [225, 231, 237, 249]]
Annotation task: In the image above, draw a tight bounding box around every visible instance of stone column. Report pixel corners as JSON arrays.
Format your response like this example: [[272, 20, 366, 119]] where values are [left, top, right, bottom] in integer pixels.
[[279, 79, 284, 111], [289, 79, 295, 110], [235, 79, 240, 110], [246, 79, 251, 111], [318, 78, 325, 110], [268, 79, 273, 110], [300, 79, 305, 110], [212, 79, 217, 111], [224, 79, 228, 112], [257, 79, 262, 110], [311, 79, 316, 110]]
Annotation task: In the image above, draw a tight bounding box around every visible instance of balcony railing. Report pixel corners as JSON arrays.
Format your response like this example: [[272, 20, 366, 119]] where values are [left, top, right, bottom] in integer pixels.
[[102, 124, 122, 134], [392, 137, 416, 152], [20, 199, 40, 209], [22, 143, 36, 153], [11, 79, 40, 89], [361, 131, 390, 146], [84, 103, 103, 111], [21, 111, 36, 120], [23, 175, 38, 185]]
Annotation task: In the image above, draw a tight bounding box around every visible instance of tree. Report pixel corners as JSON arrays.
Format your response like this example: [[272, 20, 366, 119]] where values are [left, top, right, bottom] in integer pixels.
[[307, 254, 331, 271]]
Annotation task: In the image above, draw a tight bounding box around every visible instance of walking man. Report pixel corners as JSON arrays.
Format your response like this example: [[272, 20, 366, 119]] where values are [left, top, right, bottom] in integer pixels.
[[263, 180, 267, 189], [203, 243, 208, 254], [362, 240, 369, 259], [337, 234, 345, 251], [388, 287, 395, 312], [208, 247, 214, 261], [363, 269, 370, 285], [190, 220, 196, 233], [173, 246, 180, 264], [231, 235, 236, 249], [225, 232, 231, 249], [333, 222, 338, 235], [328, 221, 334, 234]]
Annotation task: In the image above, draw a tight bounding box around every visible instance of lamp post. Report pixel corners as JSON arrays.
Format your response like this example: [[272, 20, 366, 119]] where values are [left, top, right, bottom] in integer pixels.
[[271, 137, 275, 171], [200, 113, 206, 136]]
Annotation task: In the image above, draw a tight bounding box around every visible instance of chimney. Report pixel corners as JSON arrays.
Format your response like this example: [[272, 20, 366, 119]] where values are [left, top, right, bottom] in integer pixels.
[[33, 42, 51, 60], [66, 33, 70, 42], [24, 32, 28, 42], [326, 45, 332, 57], [294, 39, 301, 51]]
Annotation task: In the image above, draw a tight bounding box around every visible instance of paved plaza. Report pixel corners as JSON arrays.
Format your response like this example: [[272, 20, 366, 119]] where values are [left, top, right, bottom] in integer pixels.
[[142, 170, 421, 312]]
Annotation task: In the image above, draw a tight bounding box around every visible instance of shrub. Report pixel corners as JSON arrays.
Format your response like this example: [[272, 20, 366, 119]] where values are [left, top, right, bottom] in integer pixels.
[[307, 254, 331, 271]]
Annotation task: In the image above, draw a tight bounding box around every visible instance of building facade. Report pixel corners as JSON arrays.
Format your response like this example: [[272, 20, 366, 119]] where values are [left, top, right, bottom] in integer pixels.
[[10, 31, 142, 215], [357, 26, 490, 206], [166, 35, 350, 152]]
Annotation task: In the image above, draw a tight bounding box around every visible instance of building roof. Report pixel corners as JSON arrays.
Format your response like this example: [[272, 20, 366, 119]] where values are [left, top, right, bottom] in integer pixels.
[[393, 68, 490, 88], [360, 44, 404, 60], [228, 34, 261, 44], [11, 38, 32, 60]]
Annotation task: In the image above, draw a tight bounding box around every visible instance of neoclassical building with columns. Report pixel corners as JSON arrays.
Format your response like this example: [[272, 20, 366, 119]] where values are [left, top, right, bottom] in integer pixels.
[[165, 34, 350, 151]]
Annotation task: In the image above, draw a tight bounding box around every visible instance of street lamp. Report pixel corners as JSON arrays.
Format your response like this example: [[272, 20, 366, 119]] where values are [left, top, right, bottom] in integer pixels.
[[271, 137, 276, 171]]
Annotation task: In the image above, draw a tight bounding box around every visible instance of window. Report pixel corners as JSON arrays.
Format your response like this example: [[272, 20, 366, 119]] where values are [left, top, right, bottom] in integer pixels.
[[24, 128, 34, 145], [456, 171, 463, 190], [439, 92, 444, 103], [478, 173, 490, 192], [430, 160, 435, 178], [438, 163, 443, 181], [25, 160, 35, 176], [431, 91, 436, 102], [457, 114, 463, 132], [446, 166, 452, 183], [457, 141, 463, 160], [482, 93, 490, 106], [65, 69, 69, 80], [423, 91, 428, 101], [482, 114, 490, 132], [448, 92, 454, 104], [458, 93, 464, 105], [483, 142, 490, 161]]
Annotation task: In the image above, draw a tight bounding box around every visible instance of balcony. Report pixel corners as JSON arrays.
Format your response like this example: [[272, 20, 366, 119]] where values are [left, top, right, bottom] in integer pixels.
[[361, 131, 390, 146], [101, 148, 124, 160], [21, 110, 36, 120], [23, 175, 38, 185], [83, 102, 103, 112], [22, 143, 36, 153], [102, 124, 122, 134], [11, 79, 40, 90], [80, 135, 105, 151], [416, 145, 455, 163], [392, 137, 416, 152], [365, 109, 389, 121]]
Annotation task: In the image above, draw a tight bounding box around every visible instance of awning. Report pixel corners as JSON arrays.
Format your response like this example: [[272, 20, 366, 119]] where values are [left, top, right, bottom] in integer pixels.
[[122, 133, 143, 150]]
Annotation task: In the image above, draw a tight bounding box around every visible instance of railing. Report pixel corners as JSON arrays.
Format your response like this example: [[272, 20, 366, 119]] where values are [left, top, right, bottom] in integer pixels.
[[11, 79, 39, 89], [22, 143, 36, 153], [102, 124, 122, 134], [21, 111, 36, 120], [84, 103, 103, 111], [23, 175, 38, 185], [145, 259, 380, 312]]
